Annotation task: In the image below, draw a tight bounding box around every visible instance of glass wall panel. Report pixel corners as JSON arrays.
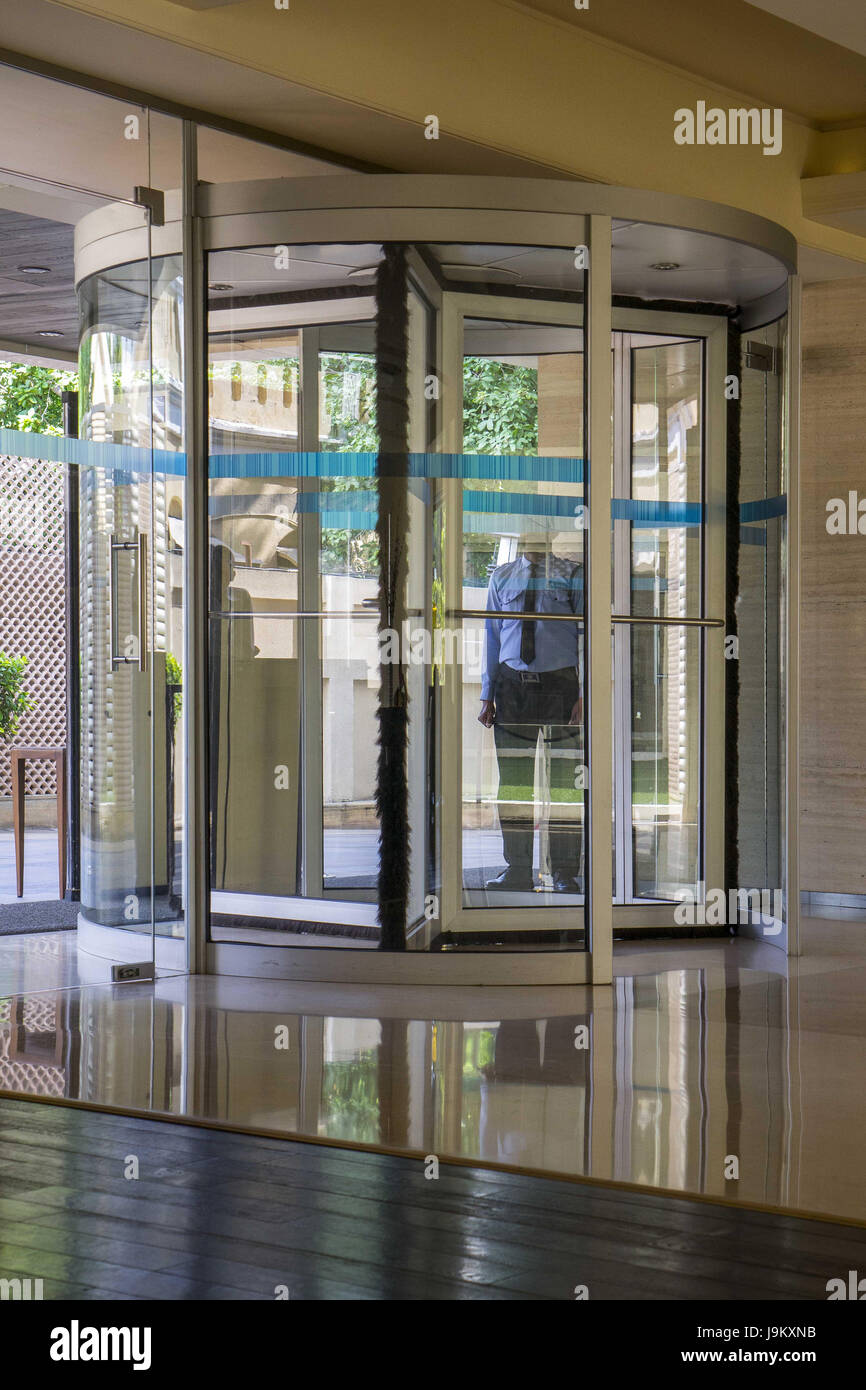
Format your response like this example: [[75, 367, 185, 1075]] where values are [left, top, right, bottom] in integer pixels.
[[59, 104, 182, 962], [737, 318, 786, 930], [78, 247, 184, 944], [0, 62, 184, 971]]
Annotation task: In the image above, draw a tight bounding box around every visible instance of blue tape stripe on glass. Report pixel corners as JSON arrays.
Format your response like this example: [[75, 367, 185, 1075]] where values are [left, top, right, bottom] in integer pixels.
[[0, 432, 584, 486], [0, 427, 183, 477], [740, 495, 787, 523], [612, 498, 703, 526], [209, 451, 377, 479], [422, 455, 584, 481], [0, 433, 585, 485], [208, 452, 585, 481], [207, 452, 584, 481], [463, 491, 582, 518]]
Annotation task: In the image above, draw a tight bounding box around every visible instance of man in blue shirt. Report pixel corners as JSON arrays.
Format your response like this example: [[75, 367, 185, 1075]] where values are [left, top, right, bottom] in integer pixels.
[[478, 531, 584, 894]]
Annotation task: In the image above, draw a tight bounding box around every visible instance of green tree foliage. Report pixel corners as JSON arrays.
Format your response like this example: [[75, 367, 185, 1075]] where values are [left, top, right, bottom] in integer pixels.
[[164, 651, 183, 729], [0, 653, 34, 741], [0, 362, 77, 435], [462, 358, 538, 455]]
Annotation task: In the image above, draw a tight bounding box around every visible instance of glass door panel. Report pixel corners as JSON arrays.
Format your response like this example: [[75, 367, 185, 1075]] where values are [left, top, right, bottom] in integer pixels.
[[612, 332, 705, 906], [207, 305, 310, 934], [207, 245, 434, 944], [629, 339, 703, 619], [205, 242, 437, 946], [317, 327, 380, 897], [630, 622, 701, 899], [445, 302, 588, 943]]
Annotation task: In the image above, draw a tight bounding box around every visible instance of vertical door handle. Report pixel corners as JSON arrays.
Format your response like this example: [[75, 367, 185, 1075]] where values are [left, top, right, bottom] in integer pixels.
[[138, 531, 148, 673], [108, 533, 118, 666], [108, 533, 147, 668]]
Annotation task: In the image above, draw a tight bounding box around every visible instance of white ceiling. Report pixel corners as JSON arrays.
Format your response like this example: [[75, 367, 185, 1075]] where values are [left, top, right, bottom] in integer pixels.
[[207, 229, 790, 309], [610, 222, 788, 304]]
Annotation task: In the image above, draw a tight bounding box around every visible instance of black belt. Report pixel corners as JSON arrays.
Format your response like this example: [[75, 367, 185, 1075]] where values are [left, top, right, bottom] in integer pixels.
[[497, 665, 576, 685]]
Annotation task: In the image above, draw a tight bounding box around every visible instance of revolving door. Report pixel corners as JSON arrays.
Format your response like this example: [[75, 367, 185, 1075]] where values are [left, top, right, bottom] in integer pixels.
[[73, 176, 798, 983]]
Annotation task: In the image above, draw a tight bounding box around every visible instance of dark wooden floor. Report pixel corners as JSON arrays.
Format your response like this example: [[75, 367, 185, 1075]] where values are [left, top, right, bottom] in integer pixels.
[[1, 1095, 865, 1300]]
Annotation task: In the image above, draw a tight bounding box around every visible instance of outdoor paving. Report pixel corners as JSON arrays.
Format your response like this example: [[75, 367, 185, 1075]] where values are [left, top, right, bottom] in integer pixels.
[[0, 829, 61, 905]]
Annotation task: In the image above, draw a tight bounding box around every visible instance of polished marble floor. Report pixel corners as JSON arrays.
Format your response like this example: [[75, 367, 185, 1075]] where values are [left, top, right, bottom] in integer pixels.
[[1, 917, 866, 1226]]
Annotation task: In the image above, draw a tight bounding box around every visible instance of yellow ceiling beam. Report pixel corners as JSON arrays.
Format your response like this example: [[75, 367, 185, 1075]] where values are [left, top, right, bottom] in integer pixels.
[[48, 0, 866, 264]]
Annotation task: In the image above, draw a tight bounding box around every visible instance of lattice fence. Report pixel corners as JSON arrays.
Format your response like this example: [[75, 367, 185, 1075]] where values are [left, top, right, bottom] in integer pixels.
[[0, 452, 68, 798]]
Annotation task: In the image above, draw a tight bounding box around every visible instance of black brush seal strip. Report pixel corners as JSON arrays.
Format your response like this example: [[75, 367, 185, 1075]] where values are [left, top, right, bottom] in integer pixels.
[[375, 243, 410, 950], [725, 320, 741, 901]]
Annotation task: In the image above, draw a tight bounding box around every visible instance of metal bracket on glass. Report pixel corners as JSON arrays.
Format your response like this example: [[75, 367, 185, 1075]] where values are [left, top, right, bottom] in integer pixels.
[[133, 185, 165, 227], [745, 341, 777, 374]]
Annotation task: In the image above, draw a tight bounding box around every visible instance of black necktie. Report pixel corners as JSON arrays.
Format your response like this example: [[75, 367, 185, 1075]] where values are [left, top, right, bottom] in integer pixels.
[[520, 562, 537, 665]]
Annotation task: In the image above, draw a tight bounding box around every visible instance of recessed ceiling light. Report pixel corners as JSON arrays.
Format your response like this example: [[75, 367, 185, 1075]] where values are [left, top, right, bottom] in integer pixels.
[[36, 330, 64, 338], [650, 262, 681, 271], [17, 265, 51, 275], [208, 283, 234, 292]]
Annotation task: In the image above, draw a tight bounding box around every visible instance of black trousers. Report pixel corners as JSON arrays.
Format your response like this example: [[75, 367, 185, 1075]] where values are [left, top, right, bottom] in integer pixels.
[[492, 666, 584, 881]]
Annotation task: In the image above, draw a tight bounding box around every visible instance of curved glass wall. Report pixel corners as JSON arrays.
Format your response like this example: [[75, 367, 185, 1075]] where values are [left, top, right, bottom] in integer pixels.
[[77, 257, 185, 943], [610, 216, 791, 942], [736, 316, 788, 934]]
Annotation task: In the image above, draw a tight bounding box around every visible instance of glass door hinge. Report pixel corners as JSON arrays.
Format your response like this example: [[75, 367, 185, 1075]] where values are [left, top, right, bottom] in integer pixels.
[[745, 341, 778, 373], [133, 186, 165, 227]]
